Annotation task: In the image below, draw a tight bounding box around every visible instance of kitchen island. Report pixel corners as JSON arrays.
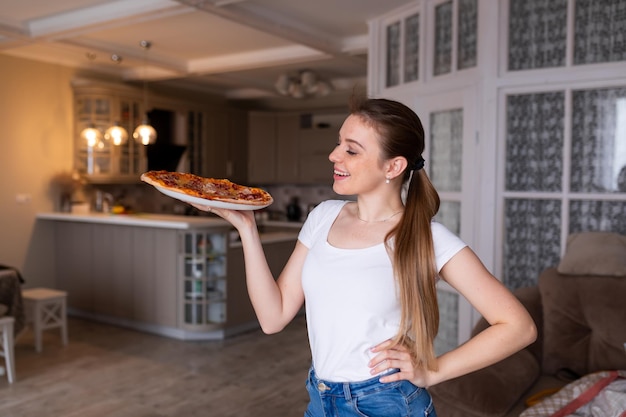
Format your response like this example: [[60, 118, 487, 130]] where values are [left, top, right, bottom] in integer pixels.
[[37, 212, 298, 340]]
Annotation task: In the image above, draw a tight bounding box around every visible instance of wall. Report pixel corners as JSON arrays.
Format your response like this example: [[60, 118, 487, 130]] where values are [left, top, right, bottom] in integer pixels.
[[0, 55, 84, 287]]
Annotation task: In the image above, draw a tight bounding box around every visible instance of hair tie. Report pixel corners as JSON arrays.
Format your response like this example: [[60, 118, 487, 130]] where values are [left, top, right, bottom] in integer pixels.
[[411, 157, 425, 171]]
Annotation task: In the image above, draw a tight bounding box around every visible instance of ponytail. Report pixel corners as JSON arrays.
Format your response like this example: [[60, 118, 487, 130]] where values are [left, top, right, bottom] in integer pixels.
[[387, 169, 440, 370]]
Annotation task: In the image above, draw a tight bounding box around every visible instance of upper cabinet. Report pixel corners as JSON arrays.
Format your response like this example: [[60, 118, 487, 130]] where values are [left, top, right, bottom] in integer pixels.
[[74, 82, 146, 183], [248, 111, 345, 185], [368, 0, 478, 99], [248, 112, 281, 184], [73, 80, 249, 184], [188, 108, 248, 183], [298, 113, 345, 184]]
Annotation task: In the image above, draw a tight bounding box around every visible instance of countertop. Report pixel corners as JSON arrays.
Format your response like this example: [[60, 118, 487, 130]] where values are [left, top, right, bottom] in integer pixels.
[[258, 220, 304, 229], [228, 231, 298, 248], [37, 213, 301, 245], [37, 212, 230, 230]]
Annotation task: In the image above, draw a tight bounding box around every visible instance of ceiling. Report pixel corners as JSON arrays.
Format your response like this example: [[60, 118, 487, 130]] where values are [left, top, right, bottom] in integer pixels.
[[0, 0, 412, 109]]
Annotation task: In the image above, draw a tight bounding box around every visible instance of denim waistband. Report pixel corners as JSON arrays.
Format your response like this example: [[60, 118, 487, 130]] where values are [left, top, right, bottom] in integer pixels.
[[308, 367, 402, 399]]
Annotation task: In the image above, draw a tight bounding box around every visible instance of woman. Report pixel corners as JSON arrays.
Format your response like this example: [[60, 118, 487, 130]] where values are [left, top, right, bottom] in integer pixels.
[[194, 98, 537, 416]]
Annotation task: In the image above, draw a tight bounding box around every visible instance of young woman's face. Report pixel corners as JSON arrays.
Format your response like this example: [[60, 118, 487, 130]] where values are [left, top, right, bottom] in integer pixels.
[[329, 114, 387, 195]]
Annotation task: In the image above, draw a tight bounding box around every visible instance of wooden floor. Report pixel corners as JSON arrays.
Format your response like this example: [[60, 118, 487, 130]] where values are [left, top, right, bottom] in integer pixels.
[[0, 315, 311, 417]]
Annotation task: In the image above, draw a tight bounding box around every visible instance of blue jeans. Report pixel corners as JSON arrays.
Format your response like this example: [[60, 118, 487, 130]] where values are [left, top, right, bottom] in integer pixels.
[[304, 367, 437, 417]]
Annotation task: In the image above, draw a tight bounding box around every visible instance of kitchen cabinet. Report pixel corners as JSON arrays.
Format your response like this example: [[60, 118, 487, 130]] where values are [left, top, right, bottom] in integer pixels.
[[297, 114, 343, 183], [368, 0, 478, 97], [80, 223, 179, 326], [43, 213, 234, 338], [226, 238, 296, 329], [247, 111, 344, 184], [73, 82, 147, 184], [248, 112, 277, 183], [55, 222, 94, 312], [248, 112, 299, 184], [197, 108, 249, 183], [91, 224, 134, 320], [40, 213, 299, 338], [54, 220, 179, 328], [276, 114, 300, 181]]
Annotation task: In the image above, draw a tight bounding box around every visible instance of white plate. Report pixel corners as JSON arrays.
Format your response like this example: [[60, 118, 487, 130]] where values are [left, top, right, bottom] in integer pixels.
[[153, 184, 273, 211]]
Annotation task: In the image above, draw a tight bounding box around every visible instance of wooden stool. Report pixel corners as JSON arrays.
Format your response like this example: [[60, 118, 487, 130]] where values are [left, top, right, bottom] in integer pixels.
[[22, 288, 68, 352], [0, 316, 15, 383]]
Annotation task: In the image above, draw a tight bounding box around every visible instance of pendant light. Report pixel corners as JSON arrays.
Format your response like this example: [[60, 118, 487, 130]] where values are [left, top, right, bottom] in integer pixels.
[[105, 122, 129, 146], [133, 40, 157, 146], [80, 124, 103, 148], [134, 123, 157, 145], [100, 51, 128, 146]]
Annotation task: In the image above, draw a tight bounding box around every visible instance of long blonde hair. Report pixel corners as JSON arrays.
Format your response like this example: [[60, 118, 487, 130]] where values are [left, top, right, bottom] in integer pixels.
[[350, 97, 441, 371]]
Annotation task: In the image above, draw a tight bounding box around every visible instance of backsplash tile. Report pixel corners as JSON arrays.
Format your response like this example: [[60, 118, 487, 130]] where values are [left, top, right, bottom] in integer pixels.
[[83, 182, 348, 219], [263, 184, 347, 221]]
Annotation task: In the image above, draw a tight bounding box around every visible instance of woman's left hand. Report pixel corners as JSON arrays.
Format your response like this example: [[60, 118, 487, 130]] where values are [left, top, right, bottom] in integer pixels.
[[369, 339, 432, 387]]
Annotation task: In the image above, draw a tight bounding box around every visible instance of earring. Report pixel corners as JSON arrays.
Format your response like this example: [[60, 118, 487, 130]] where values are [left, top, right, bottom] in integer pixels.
[[385, 177, 390, 184]]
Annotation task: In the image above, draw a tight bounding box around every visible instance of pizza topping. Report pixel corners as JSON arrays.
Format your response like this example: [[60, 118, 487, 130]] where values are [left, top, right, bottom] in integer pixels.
[[140, 170, 273, 207]]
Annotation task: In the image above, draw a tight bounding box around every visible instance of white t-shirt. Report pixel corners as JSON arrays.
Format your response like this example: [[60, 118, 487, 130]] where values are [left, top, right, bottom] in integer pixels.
[[298, 200, 467, 382]]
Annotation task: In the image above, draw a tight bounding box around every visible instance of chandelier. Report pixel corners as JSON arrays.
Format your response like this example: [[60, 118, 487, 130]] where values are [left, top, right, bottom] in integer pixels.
[[274, 70, 333, 99]]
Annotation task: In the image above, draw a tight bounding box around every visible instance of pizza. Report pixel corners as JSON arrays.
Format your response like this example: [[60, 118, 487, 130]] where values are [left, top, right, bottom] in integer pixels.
[[141, 170, 273, 207]]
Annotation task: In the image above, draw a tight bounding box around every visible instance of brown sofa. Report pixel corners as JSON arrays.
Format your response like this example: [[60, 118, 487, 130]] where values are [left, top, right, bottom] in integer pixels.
[[430, 233, 626, 417]]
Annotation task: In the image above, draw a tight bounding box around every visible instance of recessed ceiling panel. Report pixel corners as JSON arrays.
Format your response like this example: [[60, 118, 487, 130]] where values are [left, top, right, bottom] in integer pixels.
[[80, 10, 293, 61], [0, 0, 112, 22]]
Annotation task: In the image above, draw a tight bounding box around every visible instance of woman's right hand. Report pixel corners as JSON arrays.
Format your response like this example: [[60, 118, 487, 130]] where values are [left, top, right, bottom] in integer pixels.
[[190, 203, 257, 234]]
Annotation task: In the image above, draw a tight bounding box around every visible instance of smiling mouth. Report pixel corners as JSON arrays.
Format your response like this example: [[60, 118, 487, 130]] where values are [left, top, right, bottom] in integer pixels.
[[334, 170, 350, 177]]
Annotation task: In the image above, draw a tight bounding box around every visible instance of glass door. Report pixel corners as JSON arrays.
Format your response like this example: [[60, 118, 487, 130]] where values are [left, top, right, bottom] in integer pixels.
[[180, 230, 228, 329], [75, 96, 113, 175], [496, 0, 626, 286], [412, 87, 477, 355], [498, 84, 626, 289]]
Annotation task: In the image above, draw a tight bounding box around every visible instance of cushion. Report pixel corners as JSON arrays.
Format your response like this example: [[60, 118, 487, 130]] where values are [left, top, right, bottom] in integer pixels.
[[430, 349, 540, 417], [539, 268, 626, 377], [557, 232, 626, 276], [520, 370, 626, 417]]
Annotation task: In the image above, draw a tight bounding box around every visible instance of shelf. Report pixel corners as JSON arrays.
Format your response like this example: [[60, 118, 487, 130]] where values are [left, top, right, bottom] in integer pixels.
[[179, 229, 229, 329]]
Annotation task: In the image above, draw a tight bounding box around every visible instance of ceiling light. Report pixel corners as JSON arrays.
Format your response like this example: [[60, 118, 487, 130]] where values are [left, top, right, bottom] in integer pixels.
[[275, 70, 333, 99]]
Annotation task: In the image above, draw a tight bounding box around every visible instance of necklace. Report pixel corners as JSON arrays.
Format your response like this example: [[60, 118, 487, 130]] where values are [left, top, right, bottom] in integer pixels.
[[356, 209, 403, 223]]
